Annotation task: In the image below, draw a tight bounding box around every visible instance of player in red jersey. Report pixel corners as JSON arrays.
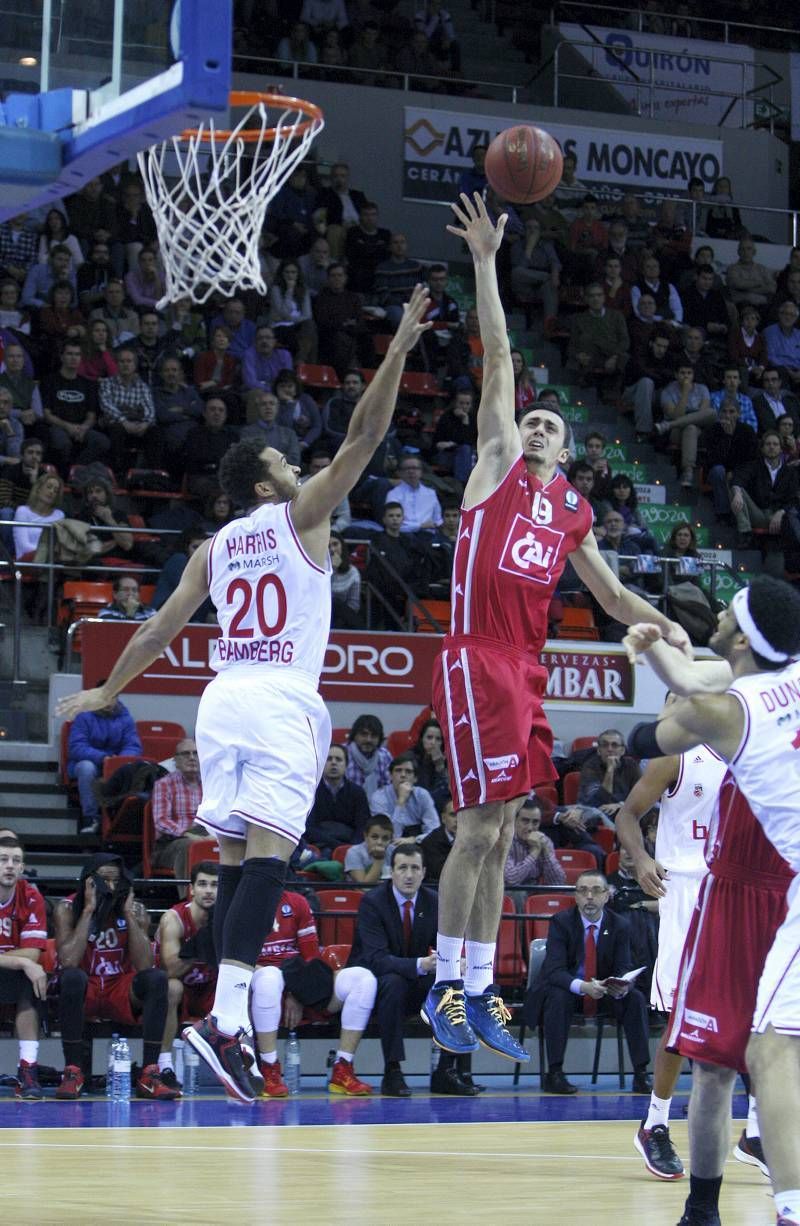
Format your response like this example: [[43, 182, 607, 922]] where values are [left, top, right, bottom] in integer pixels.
[[625, 575, 800, 1226], [250, 889, 376, 1096], [0, 835, 49, 1100], [422, 192, 691, 1061], [156, 860, 219, 1091]]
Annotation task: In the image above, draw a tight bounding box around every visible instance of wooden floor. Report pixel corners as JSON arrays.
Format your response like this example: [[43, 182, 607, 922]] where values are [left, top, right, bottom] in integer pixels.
[[0, 1119, 773, 1225]]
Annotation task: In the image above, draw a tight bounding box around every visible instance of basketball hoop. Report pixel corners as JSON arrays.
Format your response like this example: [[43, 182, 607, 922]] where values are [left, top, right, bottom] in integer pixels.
[[137, 90, 324, 308]]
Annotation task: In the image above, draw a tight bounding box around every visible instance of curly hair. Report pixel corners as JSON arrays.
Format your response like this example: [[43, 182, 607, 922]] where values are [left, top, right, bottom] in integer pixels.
[[218, 439, 270, 509]]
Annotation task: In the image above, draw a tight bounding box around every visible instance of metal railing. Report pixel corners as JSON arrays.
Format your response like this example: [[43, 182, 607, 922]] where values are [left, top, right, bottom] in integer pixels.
[[551, 3, 800, 48]]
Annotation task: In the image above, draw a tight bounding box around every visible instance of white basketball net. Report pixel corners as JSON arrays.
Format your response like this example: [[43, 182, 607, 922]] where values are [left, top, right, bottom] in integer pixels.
[[138, 97, 324, 308]]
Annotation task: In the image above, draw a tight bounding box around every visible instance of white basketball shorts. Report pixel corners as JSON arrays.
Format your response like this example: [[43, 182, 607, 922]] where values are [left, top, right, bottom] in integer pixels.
[[195, 666, 331, 844], [651, 868, 705, 1012], [752, 874, 800, 1036]]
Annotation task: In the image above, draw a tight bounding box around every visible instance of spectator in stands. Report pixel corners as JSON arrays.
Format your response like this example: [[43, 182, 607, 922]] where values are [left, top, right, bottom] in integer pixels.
[[182, 397, 240, 499], [704, 176, 742, 241], [410, 718, 450, 809], [124, 247, 165, 310], [599, 220, 638, 284], [348, 22, 390, 79], [728, 304, 766, 388], [313, 263, 365, 375], [681, 266, 732, 351], [156, 860, 218, 1088], [768, 269, 800, 323], [78, 477, 135, 559], [0, 440, 47, 529], [345, 813, 393, 884], [21, 244, 76, 310], [597, 508, 646, 597], [301, 449, 351, 533], [565, 283, 629, 393], [0, 279, 30, 338], [298, 235, 332, 299], [568, 195, 608, 283], [552, 152, 586, 222], [582, 430, 614, 501], [208, 297, 255, 360], [663, 520, 701, 566], [66, 694, 142, 836], [112, 178, 156, 275], [272, 367, 321, 455], [99, 346, 159, 475], [78, 318, 118, 382], [523, 869, 652, 1095], [725, 238, 776, 308], [0, 214, 39, 287], [752, 366, 800, 435], [149, 738, 208, 880], [11, 471, 65, 563], [129, 310, 172, 389], [606, 846, 659, 1002], [394, 29, 441, 90], [675, 175, 706, 232], [656, 361, 714, 487], [329, 532, 361, 628], [266, 164, 319, 260], [77, 237, 112, 313], [54, 853, 178, 1099], [0, 342, 43, 439], [193, 324, 240, 404], [676, 325, 716, 391], [349, 842, 437, 1097], [267, 261, 317, 362], [709, 365, 758, 432], [154, 353, 204, 472], [776, 246, 800, 297], [36, 280, 85, 354], [702, 400, 759, 522], [510, 218, 561, 322], [532, 795, 607, 870], [151, 529, 214, 621], [88, 278, 139, 346], [97, 574, 154, 622], [504, 803, 565, 890], [345, 713, 393, 798], [241, 389, 300, 466], [370, 753, 439, 841], [566, 460, 608, 529], [0, 387, 23, 468], [730, 428, 799, 565], [343, 204, 390, 296], [457, 143, 488, 198], [374, 234, 423, 330], [387, 454, 443, 533], [631, 253, 683, 327], [648, 199, 692, 282], [777, 413, 800, 464], [579, 729, 641, 820], [601, 253, 632, 318], [415, 0, 460, 69], [0, 835, 48, 1099], [314, 162, 366, 256], [275, 20, 318, 65], [419, 263, 460, 371], [446, 305, 485, 396], [606, 475, 657, 550], [420, 795, 457, 882], [322, 369, 366, 451], [531, 192, 569, 251], [239, 324, 292, 394], [165, 295, 208, 358], [305, 743, 370, 857], [511, 350, 537, 414], [623, 328, 674, 440], [201, 490, 235, 534], [763, 301, 800, 390]]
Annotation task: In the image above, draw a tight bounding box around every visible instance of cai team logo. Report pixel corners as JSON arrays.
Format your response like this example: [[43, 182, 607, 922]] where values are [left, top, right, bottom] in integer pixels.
[[499, 513, 565, 585]]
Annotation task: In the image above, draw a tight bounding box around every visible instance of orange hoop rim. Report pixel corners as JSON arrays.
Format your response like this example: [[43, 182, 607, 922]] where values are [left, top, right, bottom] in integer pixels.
[[180, 90, 324, 143]]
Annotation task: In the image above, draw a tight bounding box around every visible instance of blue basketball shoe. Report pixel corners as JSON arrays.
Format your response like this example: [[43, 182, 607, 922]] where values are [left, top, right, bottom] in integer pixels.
[[421, 981, 479, 1054], [465, 986, 530, 1062]]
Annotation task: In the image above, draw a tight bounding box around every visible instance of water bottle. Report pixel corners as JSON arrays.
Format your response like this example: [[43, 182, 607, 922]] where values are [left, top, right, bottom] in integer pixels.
[[107, 1034, 120, 1098], [430, 1042, 441, 1075], [171, 1039, 185, 1086], [112, 1036, 131, 1103], [183, 1044, 200, 1096], [326, 1049, 336, 1072], [284, 1030, 301, 1095]]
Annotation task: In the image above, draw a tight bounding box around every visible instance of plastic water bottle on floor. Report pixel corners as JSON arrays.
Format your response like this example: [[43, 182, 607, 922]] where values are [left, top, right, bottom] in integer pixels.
[[430, 1042, 441, 1075], [107, 1034, 120, 1097], [183, 1044, 200, 1095], [285, 1031, 301, 1095], [172, 1038, 185, 1086], [112, 1037, 131, 1103]]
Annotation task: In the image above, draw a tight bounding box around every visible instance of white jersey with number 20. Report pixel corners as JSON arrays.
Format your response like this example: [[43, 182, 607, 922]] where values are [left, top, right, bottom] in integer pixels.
[[207, 500, 332, 685]]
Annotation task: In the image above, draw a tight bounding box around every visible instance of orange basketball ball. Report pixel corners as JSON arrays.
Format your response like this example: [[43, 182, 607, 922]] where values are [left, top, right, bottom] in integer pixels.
[[484, 125, 564, 205]]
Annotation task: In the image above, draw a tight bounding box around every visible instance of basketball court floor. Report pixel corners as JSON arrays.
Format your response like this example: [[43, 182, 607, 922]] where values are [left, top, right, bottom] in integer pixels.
[[0, 1081, 772, 1225]]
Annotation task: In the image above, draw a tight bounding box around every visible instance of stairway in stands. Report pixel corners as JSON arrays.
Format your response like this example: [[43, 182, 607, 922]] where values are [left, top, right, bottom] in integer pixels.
[[0, 746, 98, 885]]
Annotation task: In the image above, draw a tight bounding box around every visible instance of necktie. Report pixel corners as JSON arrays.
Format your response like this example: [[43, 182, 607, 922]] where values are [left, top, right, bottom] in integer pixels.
[[402, 900, 413, 954], [584, 924, 598, 1018]]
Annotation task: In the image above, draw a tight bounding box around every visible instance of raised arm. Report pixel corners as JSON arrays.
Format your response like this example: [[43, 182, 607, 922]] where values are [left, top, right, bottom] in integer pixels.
[[55, 539, 212, 719], [291, 283, 431, 533], [615, 755, 679, 898], [447, 194, 518, 490], [633, 692, 743, 763], [621, 623, 733, 693]]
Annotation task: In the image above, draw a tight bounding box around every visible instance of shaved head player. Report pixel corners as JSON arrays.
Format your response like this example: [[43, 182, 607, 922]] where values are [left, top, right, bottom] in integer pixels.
[[422, 193, 690, 1061]]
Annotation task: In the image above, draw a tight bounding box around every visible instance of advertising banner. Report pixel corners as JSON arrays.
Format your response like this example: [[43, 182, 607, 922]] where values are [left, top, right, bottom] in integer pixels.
[[558, 24, 755, 127], [403, 107, 724, 205]]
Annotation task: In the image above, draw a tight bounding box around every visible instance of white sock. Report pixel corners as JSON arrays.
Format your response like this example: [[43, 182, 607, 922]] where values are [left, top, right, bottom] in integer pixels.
[[335, 966, 377, 1031], [434, 934, 464, 984], [249, 965, 283, 1036], [775, 1190, 800, 1221], [336, 1050, 353, 1063], [213, 963, 254, 1036], [261, 1050, 278, 1065], [645, 1092, 671, 1130], [463, 941, 495, 996], [158, 1053, 173, 1073], [746, 1094, 759, 1139], [19, 1040, 38, 1065]]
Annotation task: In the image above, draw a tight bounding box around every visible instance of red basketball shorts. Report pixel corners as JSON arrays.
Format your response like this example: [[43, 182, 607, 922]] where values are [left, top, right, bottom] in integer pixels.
[[84, 972, 139, 1027], [432, 634, 556, 811], [181, 981, 216, 1022], [667, 868, 789, 1073]]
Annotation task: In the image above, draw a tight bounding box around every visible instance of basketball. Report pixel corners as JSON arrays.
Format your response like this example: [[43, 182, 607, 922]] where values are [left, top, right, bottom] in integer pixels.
[[484, 125, 563, 205]]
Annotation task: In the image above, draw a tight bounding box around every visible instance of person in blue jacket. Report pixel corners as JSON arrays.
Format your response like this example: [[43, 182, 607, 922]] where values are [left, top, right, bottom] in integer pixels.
[[66, 692, 142, 835]]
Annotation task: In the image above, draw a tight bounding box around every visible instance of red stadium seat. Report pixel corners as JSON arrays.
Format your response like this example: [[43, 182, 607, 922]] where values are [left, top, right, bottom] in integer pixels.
[[295, 363, 340, 390], [186, 839, 220, 877], [555, 848, 598, 884], [605, 850, 620, 877], [570, 736, 597, 753], [99, 754, 144, 844], [386, 730, 413, 757], [316, 889, 363, 946], [594, 827, 616, 855], [495, 896, 525, 985], [562, 771, 581, 805], [331, 844, 352, 866], [320, 944, 351, 971], [523, 892, 575, 942]]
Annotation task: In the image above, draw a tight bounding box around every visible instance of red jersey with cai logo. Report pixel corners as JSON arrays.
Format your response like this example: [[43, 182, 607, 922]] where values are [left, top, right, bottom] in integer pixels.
[[256, 891, 321, 967], [0, 880, 48, 953], [449, 456, 592, 650], [155, 900, 216, 988], [65, 895, 133, 979]]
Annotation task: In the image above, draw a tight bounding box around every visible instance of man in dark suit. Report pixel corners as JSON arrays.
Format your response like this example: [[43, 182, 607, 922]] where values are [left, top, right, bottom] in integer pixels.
[[731, 428, 800, 562], [349, 842, 476, 1096], [524, 870, 652, 1094], [420, 796, 457, 882], [304, 744, 370, 857], [751, 366, 800, 435]]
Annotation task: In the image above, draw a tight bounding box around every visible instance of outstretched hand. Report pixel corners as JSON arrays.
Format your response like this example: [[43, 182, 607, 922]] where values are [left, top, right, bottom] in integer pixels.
[[447, 192, 507, 261], [623, 623, 664, 665], [392, 283, 433, 354], [56, 686, 111, 721]]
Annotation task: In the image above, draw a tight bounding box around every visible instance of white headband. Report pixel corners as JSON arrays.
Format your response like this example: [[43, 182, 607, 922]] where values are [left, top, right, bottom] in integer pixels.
[[731, 587, 790, 663]]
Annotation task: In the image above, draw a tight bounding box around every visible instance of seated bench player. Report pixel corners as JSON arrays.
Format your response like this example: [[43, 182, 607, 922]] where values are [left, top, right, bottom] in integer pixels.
[[54, 853, 179, 1099], [155, 860, 219, 1089], [250, 888, 377, 1096], [0, 835, 49, 1100]]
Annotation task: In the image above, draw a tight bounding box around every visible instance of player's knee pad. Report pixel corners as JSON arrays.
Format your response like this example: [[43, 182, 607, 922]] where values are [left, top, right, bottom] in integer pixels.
[[335, 966, 377, 1032], [250, 965, 284, 1034]]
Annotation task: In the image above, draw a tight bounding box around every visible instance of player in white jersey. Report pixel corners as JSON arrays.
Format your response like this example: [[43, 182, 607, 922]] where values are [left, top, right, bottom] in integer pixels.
[[616, 739, 725, 1181], [56, 285, 432, 1103], [624, 576, 800, 1226]]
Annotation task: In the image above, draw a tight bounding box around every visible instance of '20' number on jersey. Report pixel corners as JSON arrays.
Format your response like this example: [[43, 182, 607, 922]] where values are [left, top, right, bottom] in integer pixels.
[[227, 575, 288, 638]]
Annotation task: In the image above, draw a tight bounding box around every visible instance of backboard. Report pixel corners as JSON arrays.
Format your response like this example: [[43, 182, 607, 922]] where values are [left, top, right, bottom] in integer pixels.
[[0, 0, 231, 220]]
